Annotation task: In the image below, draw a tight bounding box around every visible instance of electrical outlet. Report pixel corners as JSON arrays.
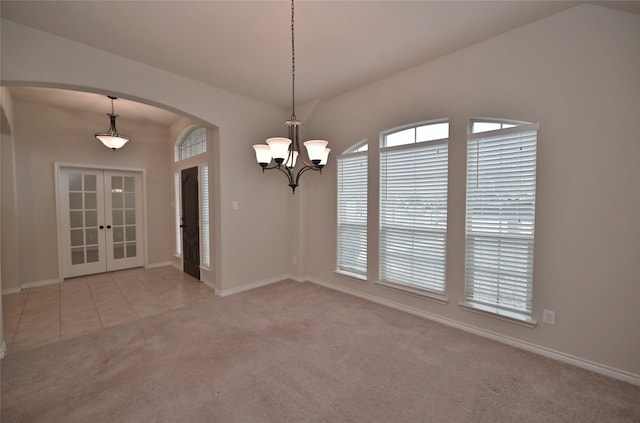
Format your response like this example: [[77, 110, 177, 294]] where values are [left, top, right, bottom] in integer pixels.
[[543, 309, 556, 325], [232, 200, 238, 210], [292, 256, 297, 264]]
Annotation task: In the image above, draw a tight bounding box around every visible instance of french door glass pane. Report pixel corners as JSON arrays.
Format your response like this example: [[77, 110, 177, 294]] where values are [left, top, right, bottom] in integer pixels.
[[68, 174, 82, 191], [113, 227, 124, 242], [86, 246, 99, 263], [71, 247, 84, 265], [114, 245, 125, 259], [113, 210, 123, 225], [70, 230, 83, 247], [85, 211, 97, 227], [112, 192, 123, 208], [124, 176, 134, 192], [111, 175, 137, 260], [84, 174, 96, 191], [125, 210, 135, 225], [69, 193, 82, 209], [67, 172, 100, 267], [70, 211, 83, 228], [84, 192, 96, 209]]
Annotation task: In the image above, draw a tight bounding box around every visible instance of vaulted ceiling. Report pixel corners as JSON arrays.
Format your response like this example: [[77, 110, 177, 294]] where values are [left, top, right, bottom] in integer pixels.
[[2, 1, 639, 121]]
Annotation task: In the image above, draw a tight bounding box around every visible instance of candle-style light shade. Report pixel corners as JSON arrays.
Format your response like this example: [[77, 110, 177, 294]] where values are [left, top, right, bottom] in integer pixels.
[[303, 140, 329, 164], [253, 144, 272, 166], [266, 137, 292, 163], [319, 147, 331, 167]]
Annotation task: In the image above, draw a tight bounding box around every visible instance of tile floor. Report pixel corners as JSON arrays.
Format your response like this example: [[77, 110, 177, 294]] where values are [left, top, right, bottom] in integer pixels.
[[2, 266, 215, 354]]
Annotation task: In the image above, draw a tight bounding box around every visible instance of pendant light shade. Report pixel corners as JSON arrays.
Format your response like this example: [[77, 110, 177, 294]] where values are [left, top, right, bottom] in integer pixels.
[[95, 96, 131, 150]]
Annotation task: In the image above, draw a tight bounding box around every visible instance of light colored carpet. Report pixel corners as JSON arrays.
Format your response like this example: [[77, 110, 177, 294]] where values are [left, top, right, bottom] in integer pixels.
[[1, 280, 639, 422]]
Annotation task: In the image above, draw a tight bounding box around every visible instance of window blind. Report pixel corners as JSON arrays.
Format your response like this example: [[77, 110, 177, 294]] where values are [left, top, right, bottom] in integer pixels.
[[337, 152, 368, 276], [200, 165, 211, 269], [174, 172, 182, 256], [380, 140, 448, 294], [465, 123, 539, 317]]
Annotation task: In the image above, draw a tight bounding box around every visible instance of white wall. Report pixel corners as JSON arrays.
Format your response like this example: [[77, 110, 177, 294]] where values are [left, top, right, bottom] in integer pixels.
[[1, 18, 295, 291], [303, 4, 640, 379]]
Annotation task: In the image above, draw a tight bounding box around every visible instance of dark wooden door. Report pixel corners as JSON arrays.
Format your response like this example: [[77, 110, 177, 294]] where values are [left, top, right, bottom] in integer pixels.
[[181, 167, 200, 280]]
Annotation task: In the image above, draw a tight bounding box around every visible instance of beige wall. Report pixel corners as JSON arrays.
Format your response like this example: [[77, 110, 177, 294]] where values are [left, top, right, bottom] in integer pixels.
[[11, 99, 172, 284], [1, 89, 19, 293], [303, 4, 640, 378], [1, 17, 294, 292], [0, 86, 17, 355]]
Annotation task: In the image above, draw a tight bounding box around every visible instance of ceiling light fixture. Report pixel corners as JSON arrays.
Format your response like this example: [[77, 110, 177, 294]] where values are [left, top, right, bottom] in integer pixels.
[[95, 96, 131, 150], [252, 0, 330, 194]]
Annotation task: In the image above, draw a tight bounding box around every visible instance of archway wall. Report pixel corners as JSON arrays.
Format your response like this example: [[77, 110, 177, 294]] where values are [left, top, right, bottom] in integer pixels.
[[1, 19, 294, 292]]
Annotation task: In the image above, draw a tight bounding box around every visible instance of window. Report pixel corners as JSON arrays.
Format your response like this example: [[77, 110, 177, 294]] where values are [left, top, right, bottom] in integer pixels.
[[464, 120, 539, 321], [179, 127, 207, 160], [174, 172, 181, 256], [173, 126, 212, 272], [200, 165, 211, 269], [337, 142, 368, 277], [470, 119, 517, 134], [380, 120, 449, 295]]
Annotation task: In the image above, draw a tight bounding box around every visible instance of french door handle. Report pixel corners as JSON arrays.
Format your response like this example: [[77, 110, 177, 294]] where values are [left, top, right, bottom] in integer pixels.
[[106, 225, 112, 229], [99, 225, 104, 230]]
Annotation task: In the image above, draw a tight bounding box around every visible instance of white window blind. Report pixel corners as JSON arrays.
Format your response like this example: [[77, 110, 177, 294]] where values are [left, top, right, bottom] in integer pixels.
[[200, 165, 211, 269], [337, 151, 368, 276], [464, 123, 539, 318], [174, 171, 182, 256], [380, 136, 448, 294]]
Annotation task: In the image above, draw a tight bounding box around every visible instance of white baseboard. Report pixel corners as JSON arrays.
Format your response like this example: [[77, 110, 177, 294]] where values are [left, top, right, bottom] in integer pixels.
[[215, 274, 297, 297], [0, 341, 6, 359], [2, 287, 22, 295], [305, 276, 640, 387], [146, 261, 173, 269], [21, 278, 59, 290]]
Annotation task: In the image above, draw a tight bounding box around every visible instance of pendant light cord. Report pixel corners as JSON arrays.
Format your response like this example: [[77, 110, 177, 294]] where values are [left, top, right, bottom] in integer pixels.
[[290, 0, 296, 120]]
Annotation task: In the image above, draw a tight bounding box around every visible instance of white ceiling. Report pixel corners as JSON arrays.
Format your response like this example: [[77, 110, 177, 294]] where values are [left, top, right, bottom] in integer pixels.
[[2, 1, 639, 124]]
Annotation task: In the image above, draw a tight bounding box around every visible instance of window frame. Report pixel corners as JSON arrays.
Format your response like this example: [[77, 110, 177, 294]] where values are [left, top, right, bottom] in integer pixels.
[[336, 141, 369, 280], [461, 119, 540, 325], [378, 119, 450, 300], [175, 126, 208, 162]]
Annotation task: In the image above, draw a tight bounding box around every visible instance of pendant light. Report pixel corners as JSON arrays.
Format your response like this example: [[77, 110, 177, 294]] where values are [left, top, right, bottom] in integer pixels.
[[95, 96, 131, 150]]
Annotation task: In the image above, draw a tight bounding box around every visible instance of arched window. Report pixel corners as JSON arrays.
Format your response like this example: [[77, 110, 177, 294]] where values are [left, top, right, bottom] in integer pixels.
[[179, 127, 207, 160], [463, 118, 539, 322], [379, 120, 449, 295]]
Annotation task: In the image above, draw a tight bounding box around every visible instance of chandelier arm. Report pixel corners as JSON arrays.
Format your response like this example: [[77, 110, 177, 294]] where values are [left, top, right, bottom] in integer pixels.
[[263, 163, 296, 186], [293, 164, 320, 187]]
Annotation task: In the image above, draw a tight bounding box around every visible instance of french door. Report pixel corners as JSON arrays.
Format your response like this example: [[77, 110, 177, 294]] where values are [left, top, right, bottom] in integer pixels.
[[58, 167, 144, 278]]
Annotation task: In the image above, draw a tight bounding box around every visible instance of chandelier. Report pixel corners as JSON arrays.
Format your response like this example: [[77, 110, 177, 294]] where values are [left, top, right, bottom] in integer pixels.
[[252, 0, 330, 193], [95, 96, 131, 150]]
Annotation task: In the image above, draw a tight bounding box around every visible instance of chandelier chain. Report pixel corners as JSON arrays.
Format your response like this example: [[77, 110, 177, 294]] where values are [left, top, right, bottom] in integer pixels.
[[290, 0, 296, 119]]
